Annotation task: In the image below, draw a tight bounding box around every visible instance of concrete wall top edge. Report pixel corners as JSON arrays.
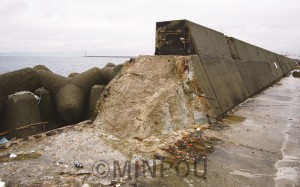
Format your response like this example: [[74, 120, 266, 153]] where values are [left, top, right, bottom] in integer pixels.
[[185, 20, 225, 35], [224, 36, 292, 62], [156, 19, 224, 35], [156, 19, 294, 63]]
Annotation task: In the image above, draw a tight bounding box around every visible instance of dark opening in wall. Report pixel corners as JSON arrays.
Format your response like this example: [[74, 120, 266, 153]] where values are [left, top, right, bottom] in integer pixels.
[[155, 20, 196, 56]]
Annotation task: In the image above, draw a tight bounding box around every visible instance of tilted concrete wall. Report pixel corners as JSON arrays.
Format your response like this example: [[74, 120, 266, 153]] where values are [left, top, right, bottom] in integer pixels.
[[227, 37, 282, 93], [187, 22, 232, 59], [155, 20, 296, 116], [187, 21, 250, 115]]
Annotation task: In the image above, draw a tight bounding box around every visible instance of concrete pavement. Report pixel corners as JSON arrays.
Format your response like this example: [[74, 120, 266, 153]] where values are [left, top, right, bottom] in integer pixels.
[[188, 72, 300, 186]]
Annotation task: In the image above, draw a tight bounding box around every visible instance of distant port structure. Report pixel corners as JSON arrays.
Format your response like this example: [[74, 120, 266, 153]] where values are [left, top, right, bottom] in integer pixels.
[[83, 51, 133, 58]]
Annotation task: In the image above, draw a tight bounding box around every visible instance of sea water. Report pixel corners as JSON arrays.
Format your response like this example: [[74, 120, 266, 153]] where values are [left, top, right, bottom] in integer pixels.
[[0, 56, 129, 76]]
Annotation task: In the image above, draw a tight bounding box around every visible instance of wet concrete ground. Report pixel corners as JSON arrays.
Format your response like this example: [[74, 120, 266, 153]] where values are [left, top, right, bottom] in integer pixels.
[[193, 73, 300, 187], [133, 73, 300, 187], [0, 73, 299, 187]]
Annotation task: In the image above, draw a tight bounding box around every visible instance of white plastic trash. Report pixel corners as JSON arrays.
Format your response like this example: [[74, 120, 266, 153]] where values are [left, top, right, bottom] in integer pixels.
[[9, 154, 17, 158], [0, 181, 5, 187], [0, 137, 8, 144]]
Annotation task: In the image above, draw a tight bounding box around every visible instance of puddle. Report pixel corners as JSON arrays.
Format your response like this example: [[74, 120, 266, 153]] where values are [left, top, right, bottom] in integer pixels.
[[0, 152, 41, 163], [223, 115, 246, 124]]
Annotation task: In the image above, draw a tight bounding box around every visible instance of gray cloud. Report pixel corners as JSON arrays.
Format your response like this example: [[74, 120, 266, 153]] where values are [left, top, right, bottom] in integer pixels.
[[0, 0, 299, 58]]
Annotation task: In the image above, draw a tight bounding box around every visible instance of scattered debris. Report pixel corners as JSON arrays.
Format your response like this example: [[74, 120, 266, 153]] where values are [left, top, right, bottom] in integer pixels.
[[81, 184, 90, 187], [133, 137, 144, 142], [0, 137, 8, 144], [15, 122, 48, 131], [0, 121, 48, 137], [0, 131, 11, 136], [100, 179, 112, 186], [0, 178, 5, 187], [0, 181, 5, 187], [0, 152, 41, 163], [74, 161, 83, 168], [206, 114, 228, 128], [9, 153, 17, 158], [157, 128, 219, 164], [59, 172, 91, 176], [194, 128, 202, 139], [40, 176, 53, 180]]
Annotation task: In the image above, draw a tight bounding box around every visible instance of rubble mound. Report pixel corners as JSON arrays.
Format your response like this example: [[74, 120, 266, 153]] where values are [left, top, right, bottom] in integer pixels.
[[94, 55, 215, 138]]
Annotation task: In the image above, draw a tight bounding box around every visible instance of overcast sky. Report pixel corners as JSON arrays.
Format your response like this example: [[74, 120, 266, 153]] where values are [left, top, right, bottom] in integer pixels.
[[0, 0, 299, 58]]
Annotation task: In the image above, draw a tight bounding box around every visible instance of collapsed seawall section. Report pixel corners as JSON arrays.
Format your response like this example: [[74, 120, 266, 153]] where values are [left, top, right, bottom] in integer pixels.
[[155, 20, 297, 116]]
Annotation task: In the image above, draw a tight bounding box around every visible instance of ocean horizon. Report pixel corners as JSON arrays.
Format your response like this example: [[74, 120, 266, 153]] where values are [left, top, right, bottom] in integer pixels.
[[0, 56, 130, 76]]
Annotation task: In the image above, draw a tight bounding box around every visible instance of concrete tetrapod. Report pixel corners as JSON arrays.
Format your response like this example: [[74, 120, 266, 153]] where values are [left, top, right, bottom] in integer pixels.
[[100, 64, 124, 84], [0, 68, 41, 95], [98, 67, 114, 84], [70, 67, 104, 94], [34, 88, 58, 125], [33, 65, 52, 72], [56, 84, 85, 123], [104, 62, 116, 67], [87, 85, 106, 120], [0, 89, 5, 119], [4, 92, 42, 138], [114, 64, 124, 75], [36, 67, 106, 123], [68, 72, 78, 78], [37, 70, 68, 95]]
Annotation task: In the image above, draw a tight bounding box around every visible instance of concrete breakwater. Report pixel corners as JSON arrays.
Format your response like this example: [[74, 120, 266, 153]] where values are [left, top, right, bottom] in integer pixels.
[[0, 20, 297, 140], [0, 63, 123, 138], [0, 20, 299, 186], [155, 20, 297, 116]]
